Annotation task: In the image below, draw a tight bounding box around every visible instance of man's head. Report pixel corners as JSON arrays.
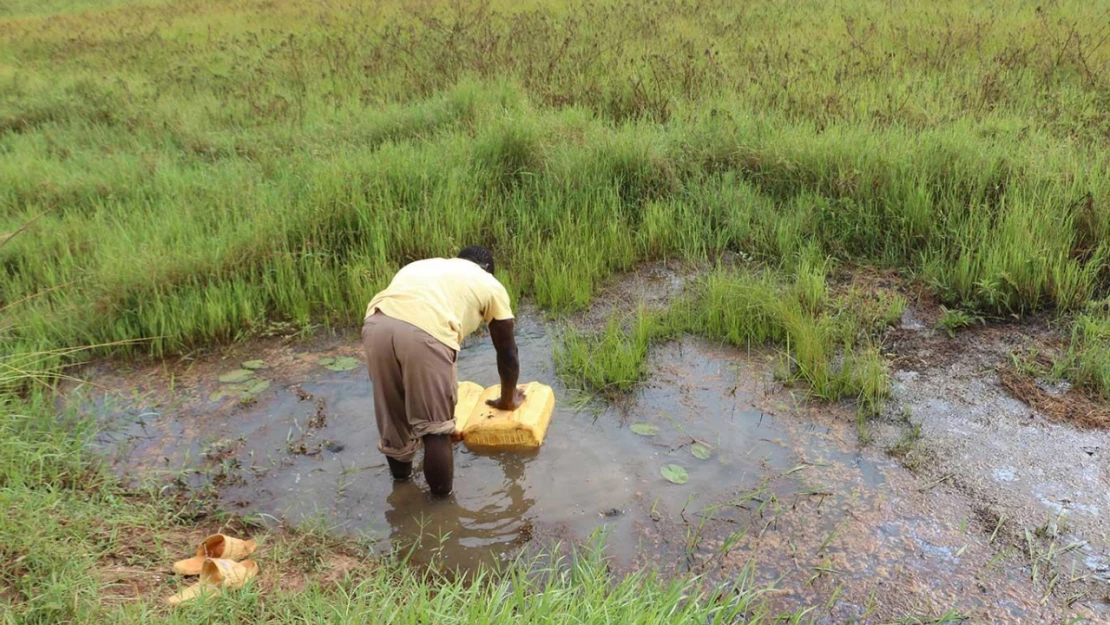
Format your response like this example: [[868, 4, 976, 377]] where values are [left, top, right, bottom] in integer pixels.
[[458, 246, 495, 274]]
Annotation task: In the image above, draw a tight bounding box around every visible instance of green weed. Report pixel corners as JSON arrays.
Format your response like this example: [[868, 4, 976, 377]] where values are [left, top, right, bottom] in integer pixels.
[[1054, 303, 1110, 399], [555, 307, 673, 394], [937, 306, 984, 338]]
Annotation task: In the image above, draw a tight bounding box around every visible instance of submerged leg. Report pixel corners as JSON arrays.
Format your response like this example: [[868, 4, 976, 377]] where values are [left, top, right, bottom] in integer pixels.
[[387, 457, 413, 480], [422, 434, 454, 497]]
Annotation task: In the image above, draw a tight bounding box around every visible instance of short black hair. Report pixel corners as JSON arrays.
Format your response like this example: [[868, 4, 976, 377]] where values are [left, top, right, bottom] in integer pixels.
[[458, 245, 495, 274]]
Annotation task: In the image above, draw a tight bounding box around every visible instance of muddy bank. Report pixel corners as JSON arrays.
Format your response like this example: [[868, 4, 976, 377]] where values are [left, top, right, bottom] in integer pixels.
[[70, 295, 1109, 622], [873, 313, 1110, 612]]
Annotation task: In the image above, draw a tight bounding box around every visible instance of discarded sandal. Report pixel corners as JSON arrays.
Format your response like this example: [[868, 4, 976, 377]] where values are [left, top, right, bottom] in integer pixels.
[[166, 558, 259, 605], [172, 534, 257, 576]]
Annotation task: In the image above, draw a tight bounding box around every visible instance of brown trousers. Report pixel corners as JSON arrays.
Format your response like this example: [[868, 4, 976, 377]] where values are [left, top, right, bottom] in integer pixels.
[[361, 313, 458, 463]]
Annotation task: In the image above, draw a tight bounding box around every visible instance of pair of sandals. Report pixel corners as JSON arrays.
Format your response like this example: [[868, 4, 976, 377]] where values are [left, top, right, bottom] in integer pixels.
[[167, 534, 260, 605]]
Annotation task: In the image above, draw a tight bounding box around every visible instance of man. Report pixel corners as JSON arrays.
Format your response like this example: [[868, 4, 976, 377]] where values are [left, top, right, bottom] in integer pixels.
[[362, 246, 524, 496]]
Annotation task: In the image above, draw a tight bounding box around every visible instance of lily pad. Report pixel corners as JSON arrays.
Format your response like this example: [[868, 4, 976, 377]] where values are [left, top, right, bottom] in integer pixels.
[[210, 379, 270, 402], [241, 379, 271, 396], [241, 359, 267, 370], [318, 357, 335, 366], [630, 422, 660, 436], [218, 369, 255, 384], [661, 464, 689, 485], [691, 442, 712, 460], [210, 383, 246, 401], [321, 356, 360, 372]]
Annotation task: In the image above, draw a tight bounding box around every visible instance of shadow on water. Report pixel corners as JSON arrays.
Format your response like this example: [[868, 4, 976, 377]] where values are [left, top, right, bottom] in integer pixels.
[[72, 316, 1088, 621]]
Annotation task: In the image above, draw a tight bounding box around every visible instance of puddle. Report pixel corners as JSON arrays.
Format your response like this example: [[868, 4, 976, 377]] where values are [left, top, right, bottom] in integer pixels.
[[73, 317, 1105, 622]]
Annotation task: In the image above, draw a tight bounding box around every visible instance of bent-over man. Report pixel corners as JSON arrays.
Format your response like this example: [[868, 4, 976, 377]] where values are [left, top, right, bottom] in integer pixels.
[[361, 246, 524, 496]]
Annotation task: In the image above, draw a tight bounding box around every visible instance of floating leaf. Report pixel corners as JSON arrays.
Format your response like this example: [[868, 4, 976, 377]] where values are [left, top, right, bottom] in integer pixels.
[[322, 356, 360, 371], [630, 423, 660, 436], [218, 369, 255, 384], [318, 357, 336, 366], [691, 442, 712, 460], [661, 464, 689, 484], [241, 379, 271, 396], [241, 360, 267, 370], [210, 382, 252, 402]]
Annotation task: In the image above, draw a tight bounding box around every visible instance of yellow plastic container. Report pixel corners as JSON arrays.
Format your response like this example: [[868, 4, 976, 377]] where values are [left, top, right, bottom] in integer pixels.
[[457, 382, 555, 449], [454, 381, 485, 433]]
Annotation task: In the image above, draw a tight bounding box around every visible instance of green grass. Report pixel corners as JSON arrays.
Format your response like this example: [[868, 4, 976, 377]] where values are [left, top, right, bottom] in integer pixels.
[[558, 262, 894, 422], [132, 554, 786, 625], [0, 0, 166, 18], [556, 307, 673, 395], [1054, 300, 1110, 399], [2, 0, 1110, 371], [689, 265, 893, 418], [937, 306, 984, 338]]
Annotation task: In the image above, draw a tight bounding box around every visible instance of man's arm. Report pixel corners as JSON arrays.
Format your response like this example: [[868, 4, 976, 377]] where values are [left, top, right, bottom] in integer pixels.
[[487, 318, 524, 411]]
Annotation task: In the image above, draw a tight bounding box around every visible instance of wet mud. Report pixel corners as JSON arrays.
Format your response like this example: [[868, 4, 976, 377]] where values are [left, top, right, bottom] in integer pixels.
[[70, 300, 1110, 622]]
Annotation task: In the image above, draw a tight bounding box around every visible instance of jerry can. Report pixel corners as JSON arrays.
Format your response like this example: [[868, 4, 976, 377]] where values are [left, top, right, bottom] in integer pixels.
[[454, 381, 485, 432], [453, 381, 554, 449]]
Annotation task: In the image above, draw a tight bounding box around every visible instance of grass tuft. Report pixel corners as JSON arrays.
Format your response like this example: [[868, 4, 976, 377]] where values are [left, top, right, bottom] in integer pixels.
[[937, 306, 984, 339]]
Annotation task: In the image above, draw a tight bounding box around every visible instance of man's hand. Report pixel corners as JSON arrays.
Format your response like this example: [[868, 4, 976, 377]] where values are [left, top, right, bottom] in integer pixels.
[[486, 386, 526, 411]]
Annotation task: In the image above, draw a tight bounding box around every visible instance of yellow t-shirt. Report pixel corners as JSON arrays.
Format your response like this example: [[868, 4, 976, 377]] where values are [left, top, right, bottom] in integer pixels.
[[365, 258, 514, 351]]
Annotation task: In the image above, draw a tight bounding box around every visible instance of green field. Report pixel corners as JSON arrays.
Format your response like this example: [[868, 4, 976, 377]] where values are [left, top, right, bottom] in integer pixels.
[[3, 0, 1110, 621]]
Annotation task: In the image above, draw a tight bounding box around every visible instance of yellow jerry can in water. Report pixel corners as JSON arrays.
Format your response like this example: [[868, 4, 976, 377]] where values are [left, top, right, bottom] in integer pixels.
[[454, 381, 555, 449], [454, 381, 485, 433]]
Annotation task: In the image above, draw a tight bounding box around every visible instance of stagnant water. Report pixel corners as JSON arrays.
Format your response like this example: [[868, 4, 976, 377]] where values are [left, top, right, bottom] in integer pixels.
[[75, 318, 1096, 622]]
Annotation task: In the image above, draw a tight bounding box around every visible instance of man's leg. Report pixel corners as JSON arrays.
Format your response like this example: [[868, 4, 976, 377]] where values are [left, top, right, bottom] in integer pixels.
[[386, 456, 412, 481], [422, 434, 453, 496], [394, 324, 459, 497], [362, 315, 419, 478]]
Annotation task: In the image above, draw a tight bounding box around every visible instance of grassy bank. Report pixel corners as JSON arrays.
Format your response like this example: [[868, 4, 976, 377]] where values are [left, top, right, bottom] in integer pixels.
[[4, 91, 1109, 353], [2, 0, 1110, 364], [3, 0, 1110, 619]]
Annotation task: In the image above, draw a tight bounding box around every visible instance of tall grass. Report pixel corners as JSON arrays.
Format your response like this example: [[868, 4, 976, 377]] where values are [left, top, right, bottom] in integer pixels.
[[2, 0, 1110, 367], [558, 262, 895, 419], [1054, 301, 1110, 399], [4, 97, 1109, 361], [556, 307, 673, 394], [690, 265, 893, 417]]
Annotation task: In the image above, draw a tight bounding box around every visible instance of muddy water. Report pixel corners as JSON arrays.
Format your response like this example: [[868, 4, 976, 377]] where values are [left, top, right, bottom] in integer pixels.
[[76, 318, 1100, 622], [86, 322, 829, 567]]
